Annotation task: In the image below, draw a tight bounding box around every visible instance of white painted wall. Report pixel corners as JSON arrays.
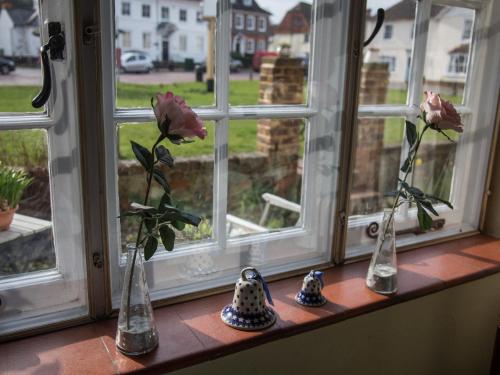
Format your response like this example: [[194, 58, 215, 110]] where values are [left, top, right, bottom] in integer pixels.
[[0, 10, 14, 56], [269, 33, 310, 58], [115, 0, 208, 63]]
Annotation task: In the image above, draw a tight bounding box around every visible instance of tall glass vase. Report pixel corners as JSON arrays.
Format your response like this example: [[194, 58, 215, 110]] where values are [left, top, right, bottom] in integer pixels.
[[116, 245, 159, 356], [366, 209, 398, 294]]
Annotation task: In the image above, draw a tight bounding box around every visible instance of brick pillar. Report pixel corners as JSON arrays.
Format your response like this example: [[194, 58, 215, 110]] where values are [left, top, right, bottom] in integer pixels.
[[350, 61, 390, 215], [257, 56, 304, 196]]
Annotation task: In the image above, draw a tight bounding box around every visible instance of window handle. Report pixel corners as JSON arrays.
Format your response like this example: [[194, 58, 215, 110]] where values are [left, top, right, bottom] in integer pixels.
[[32, 22, 65, 109], [363, 8, 385, 47]]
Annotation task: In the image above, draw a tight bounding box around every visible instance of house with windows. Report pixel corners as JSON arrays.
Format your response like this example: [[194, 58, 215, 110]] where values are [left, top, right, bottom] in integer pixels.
[[230, 0, 272, 56], [115, 0, 207, 64], [0, 2, 39, 61], [366, 0, 474, 90], [268, 2, 312, 59]]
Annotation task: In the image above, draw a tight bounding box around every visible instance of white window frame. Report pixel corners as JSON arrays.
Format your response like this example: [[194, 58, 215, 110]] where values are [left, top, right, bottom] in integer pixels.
[[179, 34, 187, 51], [380, 55, 396, 72], [448, 52, 468, 74], [161, 6, 169, 20], [122, 30, 131, 48], [0, 0, 88, 335], [257, 16, 266, 32], [245, 38, 254, 53], [462, 18, 473, 39], [121, 1, 130, 16], [142, 4, 150, 18], [235, 13, 244, 30], [257, 39, 265, 51], [347, 0, 500, 258], [100, 0, 350, 306], [142, 32, 151, 49], [383, 24, 393, 39], [246, 15, 255, 31], [179, 9, 187, 22]]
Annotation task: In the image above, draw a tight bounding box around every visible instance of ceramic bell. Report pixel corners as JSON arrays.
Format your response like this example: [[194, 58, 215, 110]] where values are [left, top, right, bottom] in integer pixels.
[[221, 267, 276, 331], [295, 270, 326, 307]]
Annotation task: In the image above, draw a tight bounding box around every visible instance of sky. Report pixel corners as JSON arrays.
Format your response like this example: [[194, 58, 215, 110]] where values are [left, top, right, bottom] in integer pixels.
[[261, 0, 401, 24]]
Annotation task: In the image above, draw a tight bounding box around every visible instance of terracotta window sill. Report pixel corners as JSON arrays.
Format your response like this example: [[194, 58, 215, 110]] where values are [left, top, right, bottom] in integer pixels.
[[2, 234, 500, 374]]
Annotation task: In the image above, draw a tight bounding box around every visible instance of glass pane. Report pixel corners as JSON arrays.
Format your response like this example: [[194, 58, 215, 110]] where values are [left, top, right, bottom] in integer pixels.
[[228, 0, 312, 106], [349, 117, 405, 217], [360, 1, 415, 105], [115, 0, 216, 108], [227, 118, 304, 238], [0, 3, 43, 112], [117, 122, 214, 249], [0, 130, 55, 277], [423, 5, 474, 105]]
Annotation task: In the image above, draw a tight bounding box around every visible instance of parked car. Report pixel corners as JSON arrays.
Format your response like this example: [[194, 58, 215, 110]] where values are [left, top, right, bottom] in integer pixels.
[[252, 51, 278, 72], [0, 57, 15, 75], [196, 59, 243, 74], [120, 52, 153, 73]]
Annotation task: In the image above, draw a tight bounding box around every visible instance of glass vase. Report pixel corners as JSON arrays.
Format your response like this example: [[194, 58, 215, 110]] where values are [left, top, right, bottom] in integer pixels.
[[366, 209, 398, 294], [116, 245, 159, 356]]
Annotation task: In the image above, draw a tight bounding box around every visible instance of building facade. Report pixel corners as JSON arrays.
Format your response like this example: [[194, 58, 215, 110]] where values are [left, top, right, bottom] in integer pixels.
[[230, 0, 272, 55], [115, 0, 207, 63], [0, 4, 39, 60]]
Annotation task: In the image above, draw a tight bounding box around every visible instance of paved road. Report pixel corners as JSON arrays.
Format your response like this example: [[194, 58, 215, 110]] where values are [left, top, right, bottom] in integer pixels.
[[0, 67, 259, 86]]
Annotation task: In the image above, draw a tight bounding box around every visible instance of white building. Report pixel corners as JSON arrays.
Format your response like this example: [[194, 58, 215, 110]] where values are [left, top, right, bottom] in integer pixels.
[[0, 6, 39, 60], [115, 0, 208, 64], [365, 1, 474, 90]]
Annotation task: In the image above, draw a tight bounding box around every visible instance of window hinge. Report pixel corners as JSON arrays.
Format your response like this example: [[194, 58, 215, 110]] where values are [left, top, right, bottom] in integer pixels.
[[83, 24, 100, 45], [339, 210, 347, 226], [92, 252, 103, 268]]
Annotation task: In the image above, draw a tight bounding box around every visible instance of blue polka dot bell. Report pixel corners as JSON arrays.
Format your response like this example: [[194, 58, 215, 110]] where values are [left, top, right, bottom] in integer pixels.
[[295, 270, 327, 307]]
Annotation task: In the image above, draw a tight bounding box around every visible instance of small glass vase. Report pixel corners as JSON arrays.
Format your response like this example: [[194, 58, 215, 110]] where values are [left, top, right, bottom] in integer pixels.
[[116, 245, 159, 356], [366, 209, 398, 294]]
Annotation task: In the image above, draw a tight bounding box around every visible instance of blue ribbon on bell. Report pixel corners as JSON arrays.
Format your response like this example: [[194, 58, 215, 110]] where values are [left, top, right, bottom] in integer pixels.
[[310, 270, 324, 289], [249, 271, 274, 306]]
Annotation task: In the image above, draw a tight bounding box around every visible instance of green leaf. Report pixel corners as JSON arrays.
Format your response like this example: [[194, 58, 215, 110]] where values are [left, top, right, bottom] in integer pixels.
[[405, 121, 418, 147], [400, 155, 412, 173], [426, 194, 454, 209], [417, 203, 433, 231], [144, 217, 156, 233], [131, 141, 153, 171], [177, 211, 202, 226], [155, 145, 174, 167], [153, 168, 170, 193], [172, 220, 186, 231], [144, 236, 158, 260], [158, 193, 172, 212], [159, 225, 175, 251], [419, 199, 439, 216]]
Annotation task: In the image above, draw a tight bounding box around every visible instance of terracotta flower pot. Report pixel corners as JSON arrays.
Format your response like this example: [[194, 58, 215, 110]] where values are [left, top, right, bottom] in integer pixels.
[[0, 206, 18, 231]]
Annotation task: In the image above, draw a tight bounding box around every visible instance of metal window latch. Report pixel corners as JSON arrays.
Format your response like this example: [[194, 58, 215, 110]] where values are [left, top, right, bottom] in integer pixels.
[[32, 22, 65, 108], [93, 252, 104, 269], [363, 8, 385, 47], [83, 24, 100, 45]]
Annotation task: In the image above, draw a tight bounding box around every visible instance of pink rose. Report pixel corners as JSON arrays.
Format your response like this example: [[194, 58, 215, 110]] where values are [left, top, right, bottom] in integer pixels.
[[420, 91, 463, 133], [154, 91, 207, 140]]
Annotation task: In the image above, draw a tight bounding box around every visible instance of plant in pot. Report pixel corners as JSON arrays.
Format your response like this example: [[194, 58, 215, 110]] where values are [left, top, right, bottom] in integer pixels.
[[0, 163, 32, 231], [115, 91, 207, 356]]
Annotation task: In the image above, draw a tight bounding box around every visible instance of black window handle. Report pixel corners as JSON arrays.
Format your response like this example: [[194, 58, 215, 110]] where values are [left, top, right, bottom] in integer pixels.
[[363, 8, 385, 47], [32, 22, 65, 109]]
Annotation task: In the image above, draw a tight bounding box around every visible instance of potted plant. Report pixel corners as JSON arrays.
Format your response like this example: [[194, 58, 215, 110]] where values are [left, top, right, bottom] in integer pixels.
[[0, 163, 32, 231]]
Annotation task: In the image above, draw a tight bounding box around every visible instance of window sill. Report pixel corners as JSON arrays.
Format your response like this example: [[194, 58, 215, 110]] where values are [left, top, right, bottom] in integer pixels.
[[2, 234, 500, 374]]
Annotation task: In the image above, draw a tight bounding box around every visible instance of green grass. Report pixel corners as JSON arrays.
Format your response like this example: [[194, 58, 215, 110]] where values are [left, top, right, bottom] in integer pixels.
[[0, 82, 461, 165]]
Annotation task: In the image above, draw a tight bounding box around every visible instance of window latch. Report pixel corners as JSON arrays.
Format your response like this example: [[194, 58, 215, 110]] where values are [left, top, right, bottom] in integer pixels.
[[93, 252, 104, 269], [32, 22, 65, 108], [363, 8, 385, 47]]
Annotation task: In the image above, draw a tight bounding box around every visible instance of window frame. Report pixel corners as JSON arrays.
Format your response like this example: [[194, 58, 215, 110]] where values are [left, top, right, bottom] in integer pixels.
[[344, 0, 500, 259], [141, 4, 150, 18], [179, 9, 187, 22], [246, 14, 255, 31], [235, 13, 244, 30], [161, 6, 169, 20], [121, 1, 130, 16], [383, 24, 393, 39]]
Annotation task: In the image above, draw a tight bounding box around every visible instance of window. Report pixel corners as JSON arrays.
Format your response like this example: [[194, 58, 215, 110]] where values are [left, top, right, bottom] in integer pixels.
[[180, 9, 187, 22], [448, 53, 468, 74], [161, 6, 169, 20], [258, 16, 266, 32], [304, 33, 309, 43], [347, 2, 492, 258], [246, 15, 255, 31], [462, 19, 473, 39], [245, 38, 254, 53], [196, 35, 204, 51], [179, 34, 187, 51], [122, 31, 131, 48], [380, 55, 396, 72], [235, 13, 244, 30], [122, 1, 130, 16], [257, 39, 266, 51], [142, 4, 150, 18], [0, 0, 87, 336], [383, 24, 393, 39], [243, 0, 252, 6], [197, 11, 203, 23], [142, 32, 151, 49]]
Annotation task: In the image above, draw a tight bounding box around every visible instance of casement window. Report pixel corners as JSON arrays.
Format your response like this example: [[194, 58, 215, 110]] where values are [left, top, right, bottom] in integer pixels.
[[346, 0, 498, 258], [256, 39, 266, 51], [161, 7, 169, 20], [245, 38, 254, 53], [142, 4, 150, 18], [197, 11, 203, 23], [179, 9, 187, 22], [462, 19, 472, 40], [122, 1, 130, 16], [383, 24, 393, 39], [380, 55, 396, 72], [246, 15, 255, 31], [257, 16, 266, 32], [142, 32, 151, 49], [1, 0, 499, 338]]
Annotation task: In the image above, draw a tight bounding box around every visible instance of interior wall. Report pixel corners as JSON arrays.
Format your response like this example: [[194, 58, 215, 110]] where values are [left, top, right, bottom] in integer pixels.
[[484, 96, 500, 238], [172, 273, 500, 375]]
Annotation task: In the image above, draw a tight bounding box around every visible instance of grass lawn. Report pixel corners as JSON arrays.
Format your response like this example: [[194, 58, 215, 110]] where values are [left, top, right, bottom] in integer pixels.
[[0, 82, 460, 164]]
